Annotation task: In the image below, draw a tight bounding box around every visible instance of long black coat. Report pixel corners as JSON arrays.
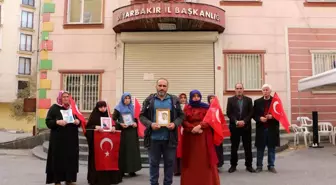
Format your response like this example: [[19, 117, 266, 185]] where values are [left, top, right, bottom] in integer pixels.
[[253, 97, 280, 148], [45, 104, 80, 184]]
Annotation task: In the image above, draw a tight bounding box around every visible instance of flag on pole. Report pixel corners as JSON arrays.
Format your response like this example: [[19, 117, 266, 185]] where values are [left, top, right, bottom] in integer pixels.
[[106, 102, 116, 126], [69, 96, 87, 134], [134, 97, 145, 138], [269, 92, 291, 133], [94, 131, 121, 171]]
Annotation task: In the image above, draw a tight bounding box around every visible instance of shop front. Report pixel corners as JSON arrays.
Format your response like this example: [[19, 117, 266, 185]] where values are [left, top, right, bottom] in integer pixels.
[[113, 2, 225, 104]]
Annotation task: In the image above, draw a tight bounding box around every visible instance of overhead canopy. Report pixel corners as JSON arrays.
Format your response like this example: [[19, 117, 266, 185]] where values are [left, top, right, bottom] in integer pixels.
[[298, 68, 336, 92], [113, 2, 225, 33]]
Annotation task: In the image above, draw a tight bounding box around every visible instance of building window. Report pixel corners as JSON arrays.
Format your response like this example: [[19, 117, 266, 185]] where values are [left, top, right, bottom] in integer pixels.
[[19, 33, 32, 52], [67, 0, 103, 24], [18, 57, 31, 75], [17, 80, 29, 98], [311, 51, 336, 75], [225, 52, 264, 91], [21, 11, 34, 29], [63, 73, 100, 112], [22, 0, 35, 7]]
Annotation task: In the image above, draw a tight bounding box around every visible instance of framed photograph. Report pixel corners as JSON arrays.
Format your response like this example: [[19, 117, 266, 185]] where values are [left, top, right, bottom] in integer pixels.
[[156, 109, 170, 126], [60, 109, 75, 123], [100, 117, 113, 132], [122, 113, 133, 126]]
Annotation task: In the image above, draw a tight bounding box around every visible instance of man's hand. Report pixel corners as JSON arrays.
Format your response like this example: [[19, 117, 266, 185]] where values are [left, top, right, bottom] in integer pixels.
[[151, 123, 161, 130], [167, 123, 175, 130], [56, 120, 67, 126], [260, 117, 267, 123], [236, 120, 245, 128], [74, 119, 80, 125]]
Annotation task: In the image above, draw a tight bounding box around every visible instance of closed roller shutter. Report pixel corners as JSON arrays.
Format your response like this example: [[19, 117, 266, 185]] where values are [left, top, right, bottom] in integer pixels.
[[124, 43, 214, 103]]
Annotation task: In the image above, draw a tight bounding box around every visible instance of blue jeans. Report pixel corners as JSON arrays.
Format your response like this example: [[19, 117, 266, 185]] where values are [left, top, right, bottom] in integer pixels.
[[256, 128, 276, 168], [148, 140, 176, 185]]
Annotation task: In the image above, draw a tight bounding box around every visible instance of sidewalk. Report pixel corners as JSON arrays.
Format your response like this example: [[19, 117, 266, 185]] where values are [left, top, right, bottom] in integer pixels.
[[0, 130, 32, 143]]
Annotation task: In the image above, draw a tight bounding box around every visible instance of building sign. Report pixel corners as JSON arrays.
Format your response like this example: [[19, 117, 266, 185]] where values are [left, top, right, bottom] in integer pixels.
[[112, 2, 226, 33], [117, 6, 220, 22]]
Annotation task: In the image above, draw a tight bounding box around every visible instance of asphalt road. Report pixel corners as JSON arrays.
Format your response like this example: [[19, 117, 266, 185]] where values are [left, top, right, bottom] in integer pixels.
[[0, 145, 335, 185]]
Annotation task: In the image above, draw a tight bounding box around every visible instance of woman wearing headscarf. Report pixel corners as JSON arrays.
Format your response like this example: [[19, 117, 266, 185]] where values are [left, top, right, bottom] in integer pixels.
[[174, 93, 187, 176], [208, 94, 224, 169], [112, 92, 142, 177], [45, 91, 80, 185], [85, 101, 122, 185], [181, 90, 220, 185]]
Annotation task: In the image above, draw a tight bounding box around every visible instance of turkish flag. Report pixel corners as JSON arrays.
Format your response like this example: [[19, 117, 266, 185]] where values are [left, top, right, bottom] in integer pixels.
[[69, 96, 87, 134], [269, 92, 291, 133], [203, 97, 227, 146], [134, 97, 145, 138], [94, 131, 121, 171]]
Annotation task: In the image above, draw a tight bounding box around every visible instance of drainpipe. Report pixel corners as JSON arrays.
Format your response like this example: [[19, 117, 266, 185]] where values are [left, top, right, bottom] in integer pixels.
[[34, 0, 43, 135]]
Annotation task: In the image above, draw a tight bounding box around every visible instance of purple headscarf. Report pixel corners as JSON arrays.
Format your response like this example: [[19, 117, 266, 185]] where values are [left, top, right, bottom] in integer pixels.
[[188, 90, 209, 108]]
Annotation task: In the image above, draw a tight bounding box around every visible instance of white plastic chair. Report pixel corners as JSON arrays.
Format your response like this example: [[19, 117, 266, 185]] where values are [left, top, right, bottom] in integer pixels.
[[318, 122, 333, 144], [297, 116, 313, 128], [290, 124, 311, 147]]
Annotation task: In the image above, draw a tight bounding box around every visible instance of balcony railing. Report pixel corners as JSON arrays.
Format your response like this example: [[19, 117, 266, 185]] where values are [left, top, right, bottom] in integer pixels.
[[312, 52, 336, 75]]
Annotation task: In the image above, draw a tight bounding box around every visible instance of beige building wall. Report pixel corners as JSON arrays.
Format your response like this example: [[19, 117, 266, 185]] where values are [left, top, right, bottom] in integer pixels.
[[0, 0, 40, 132]]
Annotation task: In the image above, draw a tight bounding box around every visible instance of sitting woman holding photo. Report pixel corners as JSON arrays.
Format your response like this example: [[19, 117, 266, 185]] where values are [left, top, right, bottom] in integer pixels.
[[85, 101, 122, 185], [113, 92, 142, 177]]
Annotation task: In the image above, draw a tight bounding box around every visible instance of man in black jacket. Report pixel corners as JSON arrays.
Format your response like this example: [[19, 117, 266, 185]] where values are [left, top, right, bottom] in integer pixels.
[[140, 78, 184, 185], [253, 84, 279, 173], [226, 83, 255, 173]]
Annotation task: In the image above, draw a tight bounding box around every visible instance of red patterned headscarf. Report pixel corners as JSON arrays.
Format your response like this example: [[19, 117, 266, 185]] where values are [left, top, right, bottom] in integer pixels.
[[56, 90, 70, 109]]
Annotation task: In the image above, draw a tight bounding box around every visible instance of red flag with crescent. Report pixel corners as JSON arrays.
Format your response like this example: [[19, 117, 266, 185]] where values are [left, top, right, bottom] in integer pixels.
[[269, 92, 290, 133], [94, 131, 121, 171], [203, 97, 227, 145], [134, 97, 145, 138], [69, 96, 87, 134]]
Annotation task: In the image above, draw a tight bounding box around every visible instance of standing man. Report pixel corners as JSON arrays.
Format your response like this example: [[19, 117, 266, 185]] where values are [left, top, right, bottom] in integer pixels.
[[140, 78, 185, 185], [253, 84, 279, 173], [226, 83, 255, 173]]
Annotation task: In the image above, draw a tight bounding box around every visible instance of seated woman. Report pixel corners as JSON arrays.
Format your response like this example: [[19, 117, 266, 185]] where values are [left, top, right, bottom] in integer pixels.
[[181, 90, 220, 185], [85, 101, 123, 185]]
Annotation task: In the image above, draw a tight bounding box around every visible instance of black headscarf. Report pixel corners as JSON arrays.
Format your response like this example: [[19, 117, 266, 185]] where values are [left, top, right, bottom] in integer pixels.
[[86, 101, 108, 129]]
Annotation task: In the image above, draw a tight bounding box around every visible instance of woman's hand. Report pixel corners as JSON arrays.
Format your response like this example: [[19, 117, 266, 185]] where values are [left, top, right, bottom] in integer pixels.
[[74, 119, 80, 125], [198, 129, 203, 134], [132, 123, 137, 128], [111, 126, 116, 133], [120, 123, 128, 128], [95, 126, 103, 132], [191, 125, 202, 134], [56, 120, 67, 126]]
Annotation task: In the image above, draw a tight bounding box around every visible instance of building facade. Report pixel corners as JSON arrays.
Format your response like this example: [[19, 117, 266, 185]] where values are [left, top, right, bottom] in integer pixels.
[[36, 0, 336, 129], [0, 0, 40, 131]]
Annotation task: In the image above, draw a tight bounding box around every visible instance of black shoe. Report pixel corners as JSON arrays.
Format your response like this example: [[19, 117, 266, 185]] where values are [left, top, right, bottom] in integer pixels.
[[246, 166, 256, 173], [228, 166, 237, 173], [268, 167, 277, 173], [129, 172, 137, 177], [255, 167, 262, 173], [174, 172, 181, 176]]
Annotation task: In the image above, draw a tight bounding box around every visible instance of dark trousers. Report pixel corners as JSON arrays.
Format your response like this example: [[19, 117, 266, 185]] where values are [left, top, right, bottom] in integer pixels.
[[215, 143, 224, 167], [174, 158, 181, 174], [230, 128, 253, 167], [256, 128, 275, 168], [148, 140, 176, 185]]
